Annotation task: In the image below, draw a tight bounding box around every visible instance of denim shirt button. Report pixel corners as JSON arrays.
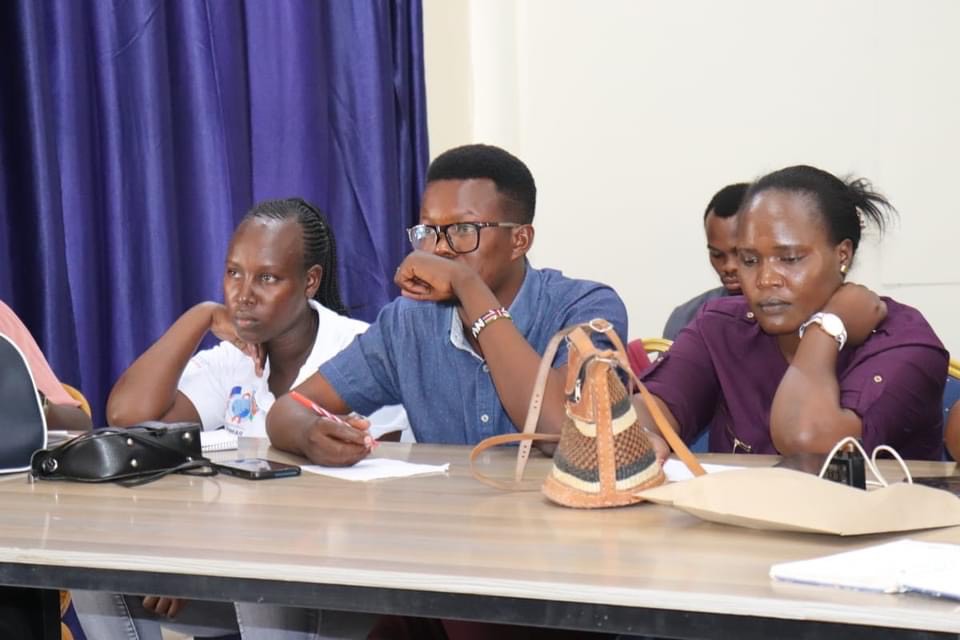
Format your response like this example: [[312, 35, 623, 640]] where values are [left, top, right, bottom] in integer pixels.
[[480, 414, 490, 423], [482, 363, 489, 373]]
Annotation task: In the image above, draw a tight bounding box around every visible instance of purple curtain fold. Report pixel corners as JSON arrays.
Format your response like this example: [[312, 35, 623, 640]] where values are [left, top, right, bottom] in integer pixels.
[[0, 0, 429, 423]]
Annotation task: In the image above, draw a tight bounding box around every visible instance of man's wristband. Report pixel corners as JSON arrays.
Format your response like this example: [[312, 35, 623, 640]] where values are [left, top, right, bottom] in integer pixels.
[[470, 307, 511, 339]]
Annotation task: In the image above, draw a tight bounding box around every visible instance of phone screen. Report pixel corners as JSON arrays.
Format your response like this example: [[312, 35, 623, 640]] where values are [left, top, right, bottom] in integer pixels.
[[215, 458, 301, 480]]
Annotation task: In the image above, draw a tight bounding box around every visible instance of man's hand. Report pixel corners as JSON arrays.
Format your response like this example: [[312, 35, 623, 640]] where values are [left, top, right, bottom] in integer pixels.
[[823, 283, 887, 347], [394, 251, 476, 302], [142, 596, 185, 619], [299, 414, 374, 466], [210, 303, 267, 376]]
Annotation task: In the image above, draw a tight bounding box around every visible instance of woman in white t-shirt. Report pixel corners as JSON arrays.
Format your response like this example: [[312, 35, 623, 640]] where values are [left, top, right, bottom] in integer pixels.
[[106, 197, 408, 440], [75, 198, 404, 640]]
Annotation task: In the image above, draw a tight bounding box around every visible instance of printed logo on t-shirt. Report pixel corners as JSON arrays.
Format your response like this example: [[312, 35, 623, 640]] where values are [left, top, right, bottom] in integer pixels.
[[225, 385, 259, 434]]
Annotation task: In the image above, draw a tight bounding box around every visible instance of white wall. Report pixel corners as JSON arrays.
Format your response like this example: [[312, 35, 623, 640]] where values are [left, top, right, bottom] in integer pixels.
[[423, 0, 960, 353]]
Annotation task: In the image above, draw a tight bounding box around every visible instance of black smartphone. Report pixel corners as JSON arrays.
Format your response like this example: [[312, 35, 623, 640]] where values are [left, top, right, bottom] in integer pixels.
[[214, 458, 301, 480]]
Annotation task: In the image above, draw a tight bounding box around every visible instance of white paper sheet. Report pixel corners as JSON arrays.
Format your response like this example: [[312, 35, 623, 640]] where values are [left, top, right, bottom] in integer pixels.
[[771, 539, 960, 599], [662, 458, 743, 482], [301, 457, 449, 482]]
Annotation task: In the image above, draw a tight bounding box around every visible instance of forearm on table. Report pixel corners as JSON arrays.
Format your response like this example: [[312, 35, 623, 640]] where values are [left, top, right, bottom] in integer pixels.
[[771, 329, 860, 454], [628, 391, 683, 462], [267, 373, 352, 454], [479, 321, 568, 434], [455, 274, 567, 434], [632, 392, 682, 437], [266, 397, 312, 456]]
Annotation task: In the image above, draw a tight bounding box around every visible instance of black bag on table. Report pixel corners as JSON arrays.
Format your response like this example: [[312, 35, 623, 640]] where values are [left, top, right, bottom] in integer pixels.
[[0, 332, 47, 474], [31, 422, 217, 487]]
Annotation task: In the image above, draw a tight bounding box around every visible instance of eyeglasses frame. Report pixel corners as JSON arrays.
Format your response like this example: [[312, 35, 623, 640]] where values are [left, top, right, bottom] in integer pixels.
[[406, 221, 523, 254]]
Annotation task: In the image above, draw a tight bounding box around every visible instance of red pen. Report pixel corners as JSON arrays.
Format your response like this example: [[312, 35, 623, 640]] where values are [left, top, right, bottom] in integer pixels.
[[288, 391, 376, 448], [289, 390, 347, 424]]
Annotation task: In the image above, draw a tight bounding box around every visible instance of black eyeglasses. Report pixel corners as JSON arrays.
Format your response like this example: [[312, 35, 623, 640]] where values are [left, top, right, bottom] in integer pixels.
[[406, 222, 522, 254]]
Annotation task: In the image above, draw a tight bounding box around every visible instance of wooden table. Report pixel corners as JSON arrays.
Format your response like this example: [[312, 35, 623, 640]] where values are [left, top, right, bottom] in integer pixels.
[[1, 441, 958, 639]]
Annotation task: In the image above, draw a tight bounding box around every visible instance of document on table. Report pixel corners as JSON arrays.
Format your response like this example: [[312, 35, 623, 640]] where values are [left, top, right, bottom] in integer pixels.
[[770, 539, 960, 600], [302, 457, 450, 482], [662, 458, 743, 482]]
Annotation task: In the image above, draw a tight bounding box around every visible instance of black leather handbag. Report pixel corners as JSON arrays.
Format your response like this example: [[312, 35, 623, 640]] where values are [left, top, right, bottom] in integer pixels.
[[30, 422, 217, 486], [0, 332, 46, 474]]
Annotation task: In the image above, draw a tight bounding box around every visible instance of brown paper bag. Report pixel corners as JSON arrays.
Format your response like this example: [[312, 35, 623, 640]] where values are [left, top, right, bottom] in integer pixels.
[[637, 467, 960, 536]]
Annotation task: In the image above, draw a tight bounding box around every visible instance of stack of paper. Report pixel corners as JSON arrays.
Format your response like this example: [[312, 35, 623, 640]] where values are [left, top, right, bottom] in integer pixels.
[[770, 539, 960, 599]]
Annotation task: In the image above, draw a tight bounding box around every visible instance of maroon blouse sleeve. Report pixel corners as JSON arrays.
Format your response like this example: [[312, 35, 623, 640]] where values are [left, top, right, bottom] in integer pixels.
[[640, 317, 721, 443], [840, 344, 948, 460]]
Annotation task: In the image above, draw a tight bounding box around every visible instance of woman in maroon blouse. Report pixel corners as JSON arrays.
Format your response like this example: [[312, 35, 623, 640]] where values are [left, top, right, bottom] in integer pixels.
[[641, 165, 947, 460]]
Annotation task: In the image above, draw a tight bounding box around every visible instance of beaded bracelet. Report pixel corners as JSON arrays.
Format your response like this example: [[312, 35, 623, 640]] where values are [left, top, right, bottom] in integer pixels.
[[470, 307, 512, 339]]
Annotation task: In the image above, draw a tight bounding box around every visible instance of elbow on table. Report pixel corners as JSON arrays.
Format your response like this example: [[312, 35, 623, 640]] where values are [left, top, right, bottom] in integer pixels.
[[105, 398, 145, 428], [771, 416, 833, 456], [264, 407, 280, 443], [265, 399, 297, 452]]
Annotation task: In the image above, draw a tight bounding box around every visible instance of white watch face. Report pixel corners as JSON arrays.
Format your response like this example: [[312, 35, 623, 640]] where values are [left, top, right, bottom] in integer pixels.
[[819, 313, 845, 337]]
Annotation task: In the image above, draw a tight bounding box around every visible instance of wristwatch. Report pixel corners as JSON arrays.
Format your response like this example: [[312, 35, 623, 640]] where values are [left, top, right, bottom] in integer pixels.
[[798, 312, 847, 351]]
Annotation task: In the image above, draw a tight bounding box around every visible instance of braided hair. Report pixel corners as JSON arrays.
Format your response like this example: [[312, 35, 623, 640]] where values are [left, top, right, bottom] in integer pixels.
[[243, 197, 348, 316]]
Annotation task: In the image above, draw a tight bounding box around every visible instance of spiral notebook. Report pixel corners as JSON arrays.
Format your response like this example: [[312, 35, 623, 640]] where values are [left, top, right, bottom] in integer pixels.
[[200, 429, 239, 453]]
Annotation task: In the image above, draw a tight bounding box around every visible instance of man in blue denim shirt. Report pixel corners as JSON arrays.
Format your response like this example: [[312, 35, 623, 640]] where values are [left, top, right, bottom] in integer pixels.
[[267, 144, 627, 464]]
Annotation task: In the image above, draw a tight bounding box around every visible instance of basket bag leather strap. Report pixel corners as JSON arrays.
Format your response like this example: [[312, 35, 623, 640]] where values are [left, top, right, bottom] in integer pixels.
[[470, 319, 705, 490]]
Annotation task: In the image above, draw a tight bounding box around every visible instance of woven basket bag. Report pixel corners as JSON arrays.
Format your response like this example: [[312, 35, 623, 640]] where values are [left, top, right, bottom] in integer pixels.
[[471, 319, 704, 508]]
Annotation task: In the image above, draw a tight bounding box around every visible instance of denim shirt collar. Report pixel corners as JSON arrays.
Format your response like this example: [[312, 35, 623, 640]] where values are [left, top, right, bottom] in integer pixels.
[[448, 260, 538, 359]]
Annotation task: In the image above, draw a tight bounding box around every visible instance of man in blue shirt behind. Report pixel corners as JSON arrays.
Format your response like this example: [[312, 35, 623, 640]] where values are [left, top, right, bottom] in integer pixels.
[[267, 143, 628, 464]]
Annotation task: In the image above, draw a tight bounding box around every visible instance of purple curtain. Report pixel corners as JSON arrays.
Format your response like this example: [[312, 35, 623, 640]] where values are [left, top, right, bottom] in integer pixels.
[[0, 0, 429, 422]]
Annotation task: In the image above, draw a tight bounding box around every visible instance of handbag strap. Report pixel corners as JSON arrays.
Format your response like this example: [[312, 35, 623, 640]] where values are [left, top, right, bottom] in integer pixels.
[[116, 459, 218, 487], [624, 365, 706, 479], [470, 323, 575, 491], [469, 432, 561, 491], [513, 324, 581, 479], [469, 319, 706, 491]]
